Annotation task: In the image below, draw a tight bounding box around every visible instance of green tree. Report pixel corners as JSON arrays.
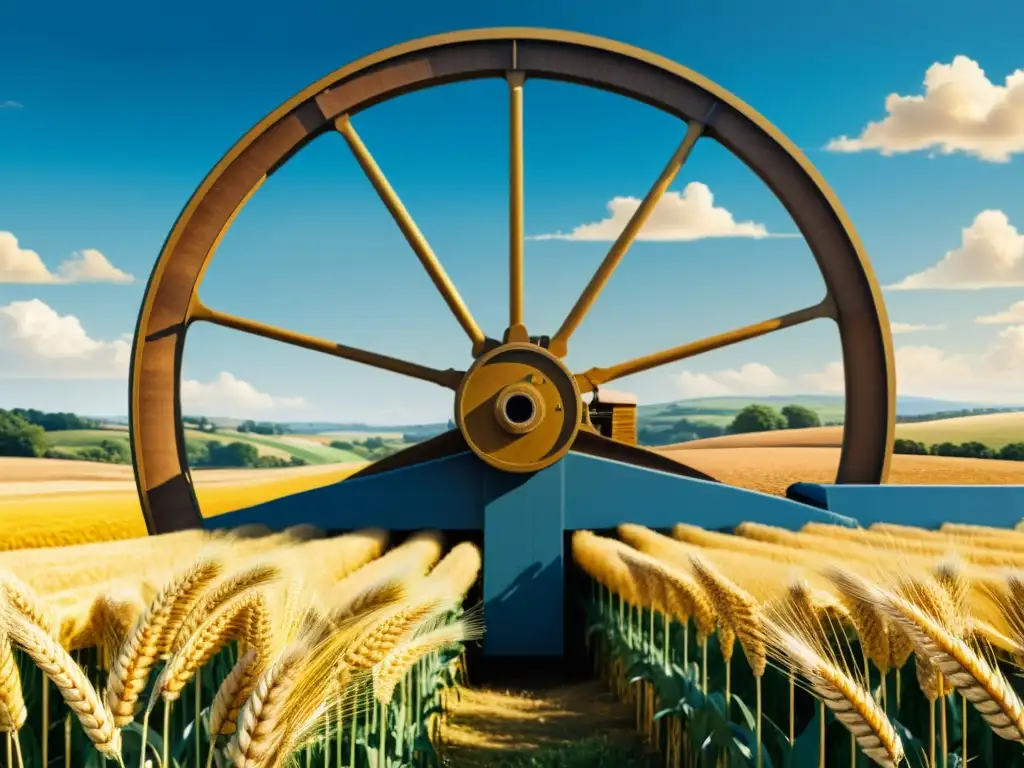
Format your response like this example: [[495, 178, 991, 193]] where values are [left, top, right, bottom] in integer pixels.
[[893, 438, 928, 455], [781, 404, 821, 430], [206, 441, 259, 467], [330, 440, 354, 451], [0, 410, 47, 457], [958, 441, 994, 459], [999, 443, 1024, 461], [727, 404, 786, 434]]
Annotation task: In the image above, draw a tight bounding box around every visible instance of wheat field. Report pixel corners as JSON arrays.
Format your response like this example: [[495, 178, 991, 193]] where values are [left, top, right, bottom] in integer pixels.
[[574, 519, 1024, 767], [0, 527, 483, 768]]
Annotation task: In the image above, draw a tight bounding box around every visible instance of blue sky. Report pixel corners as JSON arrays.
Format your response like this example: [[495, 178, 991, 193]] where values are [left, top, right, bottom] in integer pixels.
[[2, 0, 1024, 423]]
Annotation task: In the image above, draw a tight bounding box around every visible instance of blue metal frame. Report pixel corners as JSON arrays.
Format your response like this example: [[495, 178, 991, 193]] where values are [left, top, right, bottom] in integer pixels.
[[205, 451, 1024, 657]]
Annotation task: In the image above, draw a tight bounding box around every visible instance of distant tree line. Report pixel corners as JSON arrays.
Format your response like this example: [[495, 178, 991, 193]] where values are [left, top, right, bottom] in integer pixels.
[[894, 439, 1024, 462], [9, 408, 98, 431], [639, 403, 821, 446], [329, 436, 403, 461], [182, 416, 217, 433], [187, 440, 306, 469], [237, 420, 289, 435]]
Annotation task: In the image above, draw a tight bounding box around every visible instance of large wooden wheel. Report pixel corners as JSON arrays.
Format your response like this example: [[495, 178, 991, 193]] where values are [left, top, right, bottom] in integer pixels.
[[129, 28, 896, 535]]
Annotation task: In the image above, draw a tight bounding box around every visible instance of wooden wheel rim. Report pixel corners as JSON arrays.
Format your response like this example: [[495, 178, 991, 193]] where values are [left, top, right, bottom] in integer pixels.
[[130, 27, 895, 534]]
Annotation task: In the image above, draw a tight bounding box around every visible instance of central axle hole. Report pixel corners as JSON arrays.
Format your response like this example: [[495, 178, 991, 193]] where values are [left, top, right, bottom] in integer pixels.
[[504, 393, 536, 425]]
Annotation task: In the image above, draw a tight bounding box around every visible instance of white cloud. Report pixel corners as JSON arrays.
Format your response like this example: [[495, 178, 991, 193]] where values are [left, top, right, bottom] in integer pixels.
[[976, 300, 1024, 324], [826, 56, 1024, 162], [891, 321, 945, 334], [0, 232, 134, 284], [676, 362, 789, 398], [887, 210, 1024, 290], [0, 299, 130, 378], [801, 361, 845, 394], [805, 326, 1024, 403], [530, 182, 791, 242], [0, 101, 22, 109], [180, 372, 307, 416]]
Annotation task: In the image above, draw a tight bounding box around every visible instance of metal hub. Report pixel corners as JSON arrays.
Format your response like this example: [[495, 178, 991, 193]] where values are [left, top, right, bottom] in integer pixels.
[[456, 344, 581, 472]]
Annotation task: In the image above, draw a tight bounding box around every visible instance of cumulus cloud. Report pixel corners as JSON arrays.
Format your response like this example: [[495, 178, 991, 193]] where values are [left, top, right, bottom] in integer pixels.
[[887, 210, 1024, 290], [0, 299, 130, 378], [180, 372, 307, 415], [676, 362, 789, 398], [976, 300, 1024, 324], [530, 182, 791, 242], [827, 56, 1024, 162], [0, 232, 134, 284], [805, 326, 1024, 403], [0, 100, 22, 109], [891, 321, 945, 334]]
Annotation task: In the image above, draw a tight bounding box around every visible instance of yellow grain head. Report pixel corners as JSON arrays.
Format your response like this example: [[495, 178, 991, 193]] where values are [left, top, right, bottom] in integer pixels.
[[689, 555, 767, 677], [427, 543, 482, 597]]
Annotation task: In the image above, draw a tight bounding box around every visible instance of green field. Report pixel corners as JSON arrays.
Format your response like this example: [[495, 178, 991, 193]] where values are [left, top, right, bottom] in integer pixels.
[[896, 412, 1024, 450], [44, 428, 365, 465], [638, 395, 848, 428]]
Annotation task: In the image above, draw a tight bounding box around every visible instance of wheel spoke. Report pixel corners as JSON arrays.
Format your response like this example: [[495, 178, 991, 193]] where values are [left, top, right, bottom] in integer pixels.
[[190, 303, 463, 389], [334, 115, 488, 354], [548, 120, 705, 357], [574, 299, 833, 390], [506, 70, 528, 343]]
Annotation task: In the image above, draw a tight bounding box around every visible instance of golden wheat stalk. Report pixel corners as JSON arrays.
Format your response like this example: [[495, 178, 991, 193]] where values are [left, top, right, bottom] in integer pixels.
[[0, 628, 26, 733], [0, 571, 57, 638], [689, 555, 766, 677], [151, 590, 266, 711], [105, 559, 222, 726], [766, 616, 904, 768], [615, 546, 716, 642], [343, 590, 458, 671], [209, 649, 258, 741], [227, 647, 306, 768], [372, 613, 484, 705], [2, 607, 122, 759], [170, 564, 279, 655], [829, 568, 1024, 742]]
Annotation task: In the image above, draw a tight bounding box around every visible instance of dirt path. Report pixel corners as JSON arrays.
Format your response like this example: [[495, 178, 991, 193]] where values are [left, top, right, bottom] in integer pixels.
[[439, 681, 645, 766]]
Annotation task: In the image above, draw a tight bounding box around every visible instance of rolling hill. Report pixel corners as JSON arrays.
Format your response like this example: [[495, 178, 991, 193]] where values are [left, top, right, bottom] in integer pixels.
[[667, 411, 1024, 451]]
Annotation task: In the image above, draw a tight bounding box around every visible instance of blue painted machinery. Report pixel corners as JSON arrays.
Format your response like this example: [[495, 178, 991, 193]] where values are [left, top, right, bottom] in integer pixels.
[[127, 28, 1024, 659]]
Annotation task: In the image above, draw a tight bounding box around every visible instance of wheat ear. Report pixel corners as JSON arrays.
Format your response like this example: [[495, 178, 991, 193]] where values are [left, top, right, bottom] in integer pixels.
[[615, 546, 716, 641], [209, 649, 258, 739], [689, 556, 766, 677], [218, 597, 276, 737], [0, 571, 57, 639], [170, 564, 279, 654], [105, 559, 221, 726], [227, 648, 305, 768], [3, 610, 121, 758], [0, 629, 26, 732], [343, 592, 457, 670], [829, 568, 1024, 741], [768, 618, 903, 768], [372, 614, 484, 705], [152, 590, 265, 711]]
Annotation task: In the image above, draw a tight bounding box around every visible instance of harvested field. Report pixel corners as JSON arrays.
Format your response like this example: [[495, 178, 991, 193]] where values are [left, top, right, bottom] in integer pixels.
[[667, 411, 1024, 451], [660, 446, 1024, 496], [440, 681, 645, 766]]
